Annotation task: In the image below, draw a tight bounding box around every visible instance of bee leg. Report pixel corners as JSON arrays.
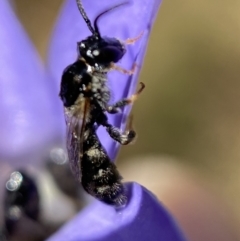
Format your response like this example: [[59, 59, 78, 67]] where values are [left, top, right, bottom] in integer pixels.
[[105, 124, 136, 145], [106, 82, 145, 114], [110, 62, 137, 75], [106, 114, 136, 145], [124, 31, 144, 45], [96, 112, 136, 145]]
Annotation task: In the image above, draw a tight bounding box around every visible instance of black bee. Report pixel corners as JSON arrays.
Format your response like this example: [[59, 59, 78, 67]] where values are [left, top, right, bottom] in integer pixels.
[[59, 0, 144, 206]]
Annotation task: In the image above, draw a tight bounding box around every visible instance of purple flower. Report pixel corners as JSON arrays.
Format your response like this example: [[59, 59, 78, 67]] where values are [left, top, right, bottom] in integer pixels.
[[0, 0, 187, 240], [47, 182, 186, 241], [0, 0, 62, 167]]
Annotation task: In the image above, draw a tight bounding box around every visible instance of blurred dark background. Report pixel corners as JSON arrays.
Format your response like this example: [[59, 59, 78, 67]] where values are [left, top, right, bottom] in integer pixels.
[[11, 0, 240, 240]]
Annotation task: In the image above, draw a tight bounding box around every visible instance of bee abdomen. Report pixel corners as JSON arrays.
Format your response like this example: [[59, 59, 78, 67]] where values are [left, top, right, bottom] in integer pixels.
[[81, 137, 126, 206]]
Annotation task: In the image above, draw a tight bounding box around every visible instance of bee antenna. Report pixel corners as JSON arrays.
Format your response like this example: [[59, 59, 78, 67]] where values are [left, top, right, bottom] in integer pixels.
[[93, 2, 129, 37], [76, 0, 96, 35]]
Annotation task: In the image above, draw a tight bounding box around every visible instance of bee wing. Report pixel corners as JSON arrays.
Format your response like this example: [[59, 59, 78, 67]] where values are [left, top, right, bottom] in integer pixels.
[[64, 98, 90, 182]]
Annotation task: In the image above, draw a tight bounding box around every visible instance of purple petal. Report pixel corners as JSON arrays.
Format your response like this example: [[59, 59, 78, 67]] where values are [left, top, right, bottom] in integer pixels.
[[47, 182, 186, 241], [0, 0, 62, 166], [48, 0, 162, 159]]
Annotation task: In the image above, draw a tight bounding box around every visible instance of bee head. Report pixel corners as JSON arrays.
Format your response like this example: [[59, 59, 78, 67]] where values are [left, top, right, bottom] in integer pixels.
[[78, 36, 126, 68], [76, 1, 127, 68]]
